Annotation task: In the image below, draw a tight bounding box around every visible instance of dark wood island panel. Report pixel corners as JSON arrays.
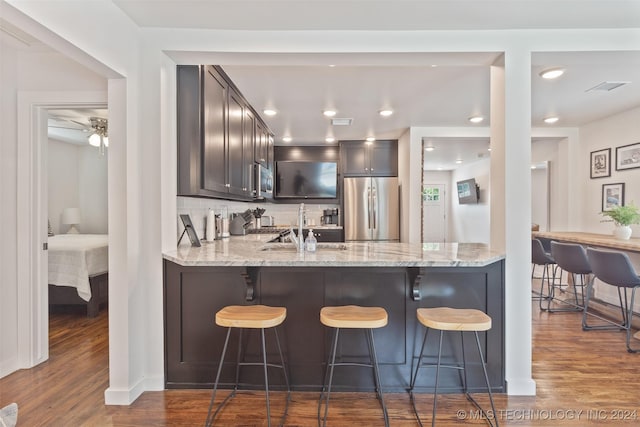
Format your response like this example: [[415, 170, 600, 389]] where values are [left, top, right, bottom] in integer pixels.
[[163, 260, 505, 393]]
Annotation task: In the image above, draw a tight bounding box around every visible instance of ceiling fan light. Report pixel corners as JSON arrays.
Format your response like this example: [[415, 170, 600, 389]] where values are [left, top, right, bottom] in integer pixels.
[[539, 68, 565, 80], [88, 133, 101, 147]]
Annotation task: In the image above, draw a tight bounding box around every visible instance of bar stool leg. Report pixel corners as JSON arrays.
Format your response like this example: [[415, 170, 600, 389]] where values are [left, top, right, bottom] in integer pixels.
[[473, 331, 499, 427], [273, 327, 291, 424], [366, 329, 390, 427], [409, 327, 429, 427], [205, 327, 232, 427], [430, 330, 445, 427], [259, 328, 272, 427], [319, 328, 340, 427]]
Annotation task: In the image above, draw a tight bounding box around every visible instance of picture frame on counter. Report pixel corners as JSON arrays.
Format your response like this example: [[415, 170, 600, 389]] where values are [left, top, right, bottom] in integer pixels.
[[615, 142, 640, 171], [602, 182, 625, 212], [590, 148, 611, 178]]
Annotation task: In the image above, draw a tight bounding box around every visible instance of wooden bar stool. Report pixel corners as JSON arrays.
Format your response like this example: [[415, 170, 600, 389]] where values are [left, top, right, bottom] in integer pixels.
[[409, 307, 498, 427], [318, 305, 390, 427], [205, 305, 290, 427]]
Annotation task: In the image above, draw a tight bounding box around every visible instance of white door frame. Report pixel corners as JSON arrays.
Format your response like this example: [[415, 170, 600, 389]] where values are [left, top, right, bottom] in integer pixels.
[[16, 91, 107, 368]]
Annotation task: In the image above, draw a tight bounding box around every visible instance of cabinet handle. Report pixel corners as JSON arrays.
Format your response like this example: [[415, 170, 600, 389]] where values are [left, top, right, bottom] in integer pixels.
[[365, 167, 369, 171], [225, 183, 231, 188], [243, 187, 247, 191], [371, 168, 375, 171]]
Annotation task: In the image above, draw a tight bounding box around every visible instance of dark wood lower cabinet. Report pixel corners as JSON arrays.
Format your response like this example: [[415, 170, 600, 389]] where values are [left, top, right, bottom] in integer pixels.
[[163, 260, 505, 393]]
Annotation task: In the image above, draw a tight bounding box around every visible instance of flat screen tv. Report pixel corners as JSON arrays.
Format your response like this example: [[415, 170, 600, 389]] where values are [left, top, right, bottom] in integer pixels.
[[275, 161, 338, 199], [457, 178, 480, 204]]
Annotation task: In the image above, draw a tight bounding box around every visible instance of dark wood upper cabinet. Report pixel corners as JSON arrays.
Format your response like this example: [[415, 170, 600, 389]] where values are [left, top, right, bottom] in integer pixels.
[[340, 140, 398, 177], [227, 88, 245, 196], [177, 65, 273, 200], [202, 66, 229, 193]]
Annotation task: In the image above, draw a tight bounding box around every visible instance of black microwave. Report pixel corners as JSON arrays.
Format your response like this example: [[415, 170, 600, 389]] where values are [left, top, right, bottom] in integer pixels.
[[255, 164, 273, 199]]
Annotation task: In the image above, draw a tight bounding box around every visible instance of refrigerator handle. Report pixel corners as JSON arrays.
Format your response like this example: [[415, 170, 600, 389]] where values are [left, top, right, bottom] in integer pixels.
[[372, 185, 377, 229], [367, 186, 372, 229]]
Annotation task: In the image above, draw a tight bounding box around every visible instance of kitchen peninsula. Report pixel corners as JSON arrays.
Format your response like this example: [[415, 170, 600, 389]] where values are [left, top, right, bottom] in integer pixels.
[[163, 235, 505, 393]]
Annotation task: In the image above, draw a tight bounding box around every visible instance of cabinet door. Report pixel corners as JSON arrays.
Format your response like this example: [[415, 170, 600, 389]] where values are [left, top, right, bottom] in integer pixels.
[[227, 88, 245, 195], [267, 133, 274, 171], [243, 109, 256, 197], [202, 66, 228, 193], [255, 120, 268, 165], [310, 229, 343, 242], [342, 143, 368, 176], [369, 140, 398, 176], [164, 262, 251, 386]]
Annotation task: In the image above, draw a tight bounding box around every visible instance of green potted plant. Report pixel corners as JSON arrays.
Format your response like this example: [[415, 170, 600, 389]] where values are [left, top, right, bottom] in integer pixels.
[[600, 202, 640, 240]]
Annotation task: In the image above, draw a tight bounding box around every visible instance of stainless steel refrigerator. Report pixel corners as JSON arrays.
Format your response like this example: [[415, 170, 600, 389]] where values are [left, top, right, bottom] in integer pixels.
[[344, 177, 399, 241]]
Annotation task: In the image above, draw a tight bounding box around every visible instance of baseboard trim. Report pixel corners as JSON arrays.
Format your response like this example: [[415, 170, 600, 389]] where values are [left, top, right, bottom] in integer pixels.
[[505, 377, 536, 396], [104, 375, 165, 405], [104, 378, 146, 405]]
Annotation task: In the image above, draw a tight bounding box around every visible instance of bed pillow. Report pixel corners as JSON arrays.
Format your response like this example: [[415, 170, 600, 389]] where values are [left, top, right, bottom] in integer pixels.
[[0, 403, 18, 427], [48, 219, 54, 236]]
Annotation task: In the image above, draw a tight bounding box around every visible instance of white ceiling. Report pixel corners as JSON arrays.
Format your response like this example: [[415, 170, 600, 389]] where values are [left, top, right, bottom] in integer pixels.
[[27, 1, 640, 169]]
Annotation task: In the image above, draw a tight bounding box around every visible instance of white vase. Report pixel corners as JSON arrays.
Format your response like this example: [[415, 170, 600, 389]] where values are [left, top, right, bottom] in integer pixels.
[[613, 225, 632, 240]]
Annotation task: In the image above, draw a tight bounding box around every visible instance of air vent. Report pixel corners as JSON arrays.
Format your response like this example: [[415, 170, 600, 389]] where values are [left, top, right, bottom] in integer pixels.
[[586, 81, 630, 92], [331, 118, 353, 126]]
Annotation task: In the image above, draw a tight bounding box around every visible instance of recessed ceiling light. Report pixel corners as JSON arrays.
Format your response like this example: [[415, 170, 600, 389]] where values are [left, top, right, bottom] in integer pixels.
[[468, 116, 484, 124], [365, 137, 376, 143], [431, 65, 438, 68], [455, 159, 463, 164], [543, 116, 559, 124], [323, 110, 337, 117], [325, 137, 335, 143], [328, 64, 336, 68], [437, 167, 443, 171], [282, 136, 292, 143], [425, 147, 435, 152], [539, 68, 565, 80], [379, 109, 393, 117], [263, 109, 277, 116], [487, 147, 492, 152]]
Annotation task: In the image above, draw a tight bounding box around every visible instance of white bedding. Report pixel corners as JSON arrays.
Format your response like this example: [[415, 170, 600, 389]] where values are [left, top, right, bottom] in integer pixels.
[[48, 234, 108, 301]]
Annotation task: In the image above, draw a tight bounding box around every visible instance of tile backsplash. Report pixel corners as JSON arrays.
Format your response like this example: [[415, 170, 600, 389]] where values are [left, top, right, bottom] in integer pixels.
[[177, 196, 339, 238]]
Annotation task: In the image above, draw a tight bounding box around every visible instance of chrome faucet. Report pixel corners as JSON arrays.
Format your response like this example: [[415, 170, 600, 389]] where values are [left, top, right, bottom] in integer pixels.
[[289, 203, 306, 252]]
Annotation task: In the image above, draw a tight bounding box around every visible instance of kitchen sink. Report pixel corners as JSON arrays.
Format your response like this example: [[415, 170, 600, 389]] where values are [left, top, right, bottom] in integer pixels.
[[258, 242, 348, 251]]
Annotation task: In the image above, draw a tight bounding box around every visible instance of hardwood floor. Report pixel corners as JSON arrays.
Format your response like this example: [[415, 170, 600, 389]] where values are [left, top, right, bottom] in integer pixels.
[[2, 298, 640, 426]]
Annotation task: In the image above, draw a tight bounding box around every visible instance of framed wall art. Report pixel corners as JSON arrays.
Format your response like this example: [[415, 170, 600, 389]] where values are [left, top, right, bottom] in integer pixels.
[[590, 148, 611, 178], [615, 142, 640, 171], [602, 182, 625, 212]]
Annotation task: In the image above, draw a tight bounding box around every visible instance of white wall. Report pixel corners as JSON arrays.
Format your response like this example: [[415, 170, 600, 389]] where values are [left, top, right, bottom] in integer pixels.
[[451, 158, 491, 243], [48, 139, 108, 234], [580, 106, 640, 236], [0, 27, 20, 379]]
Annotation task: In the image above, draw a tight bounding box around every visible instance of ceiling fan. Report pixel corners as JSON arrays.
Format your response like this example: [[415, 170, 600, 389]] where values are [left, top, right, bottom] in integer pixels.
[[48, 113, 109, 154]]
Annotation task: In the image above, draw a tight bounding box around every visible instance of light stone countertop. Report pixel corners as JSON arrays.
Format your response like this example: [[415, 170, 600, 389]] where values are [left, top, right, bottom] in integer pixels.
[[163, 234, 505, 267]]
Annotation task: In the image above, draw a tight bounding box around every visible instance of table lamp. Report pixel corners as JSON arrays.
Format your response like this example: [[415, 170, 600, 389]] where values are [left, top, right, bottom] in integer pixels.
[[62, 207, 81, 234]]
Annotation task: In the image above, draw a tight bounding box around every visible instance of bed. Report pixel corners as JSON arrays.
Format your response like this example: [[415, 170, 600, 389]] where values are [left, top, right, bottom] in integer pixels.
[[48, 234, 109, 317]]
